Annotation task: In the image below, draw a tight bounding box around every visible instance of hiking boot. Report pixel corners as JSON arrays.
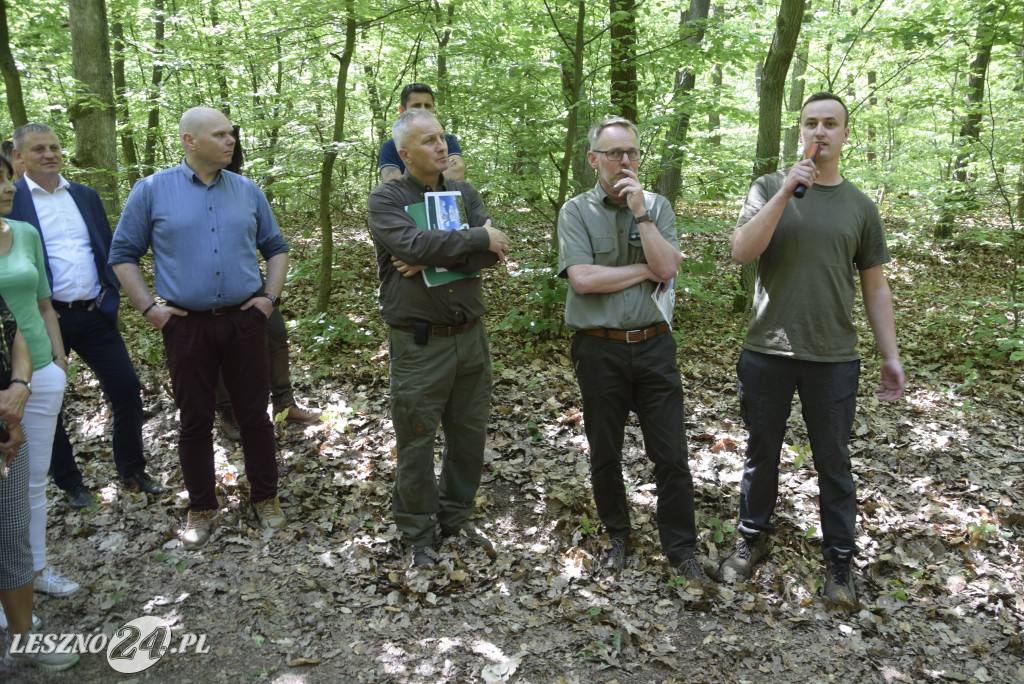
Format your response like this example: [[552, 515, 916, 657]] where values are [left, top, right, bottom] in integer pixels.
[[219, 408, 241, 441], [601, 536, 629, 574], [3, 633, 79, 671], [718, 535, 772, 582], [64, 484, 93, 510], [181, 509, 220, 550], [253, 497, 287, 530], [822, 554, 857, 602], [410, 545, 438, 568], [670, 557, 707, 587], [33, 567, 79, 597], [441, 524, 496, 557]]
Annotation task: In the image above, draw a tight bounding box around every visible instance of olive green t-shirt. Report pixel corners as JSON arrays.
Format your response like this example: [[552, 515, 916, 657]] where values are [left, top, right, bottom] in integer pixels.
[[737, 173, 890, 362]]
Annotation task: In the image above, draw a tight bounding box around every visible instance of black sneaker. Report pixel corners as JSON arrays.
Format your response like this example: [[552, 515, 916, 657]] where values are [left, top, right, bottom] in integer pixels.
[[717, 535, 772, 582], [670, 557, 707, 587], [219, 408, 241, 442], [65, 484, 93, 510], [822, 554, 857, 602], [601, 536, 628, 574], [410, 545, 438, 568], [124, 471, 167, 495]]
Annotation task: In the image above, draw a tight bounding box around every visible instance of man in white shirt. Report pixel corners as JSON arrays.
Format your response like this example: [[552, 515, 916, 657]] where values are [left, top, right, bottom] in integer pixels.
[[7, 123, 165, 508]]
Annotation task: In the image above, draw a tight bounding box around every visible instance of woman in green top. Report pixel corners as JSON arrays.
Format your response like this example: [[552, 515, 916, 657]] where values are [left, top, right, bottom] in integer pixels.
[[0, 153, 78, 602]]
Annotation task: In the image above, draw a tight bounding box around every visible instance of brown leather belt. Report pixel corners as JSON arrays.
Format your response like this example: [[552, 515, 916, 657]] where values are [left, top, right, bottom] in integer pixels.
[[391, 320, 476, 337], [581, 322, 670, 343]]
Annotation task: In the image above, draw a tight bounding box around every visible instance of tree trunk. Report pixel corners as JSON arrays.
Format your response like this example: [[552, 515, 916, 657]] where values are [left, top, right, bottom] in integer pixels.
[[782, 7, 811, 162], [654, 0, 711, 205], [736, 0, 805, 314], [143, 0, 165, 175], [935, 3, 997, 238], [111, 21, 140, 188], [609, 0, 638, 123], [0, 0, 27, 127], [315, 1, 356, 313], [68, 0, 119, 215]]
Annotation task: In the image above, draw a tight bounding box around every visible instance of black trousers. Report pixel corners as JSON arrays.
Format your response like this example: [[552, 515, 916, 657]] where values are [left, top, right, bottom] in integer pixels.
[[571, 331, 696, 565]]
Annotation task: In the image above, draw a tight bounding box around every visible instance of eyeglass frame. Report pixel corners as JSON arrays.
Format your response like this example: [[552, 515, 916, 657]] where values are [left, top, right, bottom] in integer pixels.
[[591, 148, 644, 162]]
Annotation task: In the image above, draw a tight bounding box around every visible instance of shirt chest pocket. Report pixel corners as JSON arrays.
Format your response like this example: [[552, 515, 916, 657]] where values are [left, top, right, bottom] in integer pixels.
[[590, 236, 616, 266]]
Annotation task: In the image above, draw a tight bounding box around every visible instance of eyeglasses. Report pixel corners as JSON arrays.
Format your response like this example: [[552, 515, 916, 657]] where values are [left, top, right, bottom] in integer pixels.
[[592, 149, 644, 161]]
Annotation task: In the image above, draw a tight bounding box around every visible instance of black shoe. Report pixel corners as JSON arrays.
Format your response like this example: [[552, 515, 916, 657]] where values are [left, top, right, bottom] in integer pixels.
[[821, 553, 857, 603], [124, 471, 167, 495], [219, 408, 241, 441], [410, 545, 438, 568], [718, 535, 772, 582], [670, 557, 707, 588], [601, 536, 628, 574], [65, 484, 93, 510]]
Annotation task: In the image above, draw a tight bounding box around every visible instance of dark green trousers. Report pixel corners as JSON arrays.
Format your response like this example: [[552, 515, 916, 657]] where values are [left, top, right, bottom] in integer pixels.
[[388, 320, 492, 547]]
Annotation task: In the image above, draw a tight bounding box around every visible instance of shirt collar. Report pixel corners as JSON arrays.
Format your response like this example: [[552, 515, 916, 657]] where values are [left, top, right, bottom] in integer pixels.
[[178, 159, 223, 187], [592, 182, 626, 211], [23, 173, 70, 195], [403, 171, 447, 194]]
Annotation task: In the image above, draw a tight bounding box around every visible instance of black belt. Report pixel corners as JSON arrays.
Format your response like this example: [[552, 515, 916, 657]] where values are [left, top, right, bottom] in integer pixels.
[[391, 320, 476, 337], [52, 299, 95, 310], [581, 322, 670, 343], [166, 302, 245, 316]]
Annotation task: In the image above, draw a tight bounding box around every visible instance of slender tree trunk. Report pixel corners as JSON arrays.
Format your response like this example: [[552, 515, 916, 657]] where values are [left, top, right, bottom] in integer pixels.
[[111, 22, 140, 188], [0, 0, 27, 127], [609, 0, 638, 122], [143, 0, 165, 175], [936, 3, 998, 238], [736, 0, 805, 314], [654, 0, 711, 205], [316, 2, 356, 313], [68, 0, 119, 215], [783, 5, 812, 162]]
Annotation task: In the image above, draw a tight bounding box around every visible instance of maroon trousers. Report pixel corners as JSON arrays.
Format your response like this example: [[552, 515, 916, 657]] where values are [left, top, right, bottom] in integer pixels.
[[161, 307, 278, 510]]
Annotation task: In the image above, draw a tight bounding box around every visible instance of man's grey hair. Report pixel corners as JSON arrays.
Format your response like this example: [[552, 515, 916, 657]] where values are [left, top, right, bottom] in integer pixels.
[[392, 109, 440, 152], [13, 123, 57, 150], [588, 116, 639, 149]]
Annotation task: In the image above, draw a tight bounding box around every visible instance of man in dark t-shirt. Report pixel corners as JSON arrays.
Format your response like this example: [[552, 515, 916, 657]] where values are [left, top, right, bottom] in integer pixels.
[[378, 83, 464, 183], [721, 92, 906, 603]]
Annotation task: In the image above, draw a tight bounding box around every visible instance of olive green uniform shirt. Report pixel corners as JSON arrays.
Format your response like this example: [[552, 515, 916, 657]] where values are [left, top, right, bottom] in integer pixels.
[[557, 183, 677, 330]]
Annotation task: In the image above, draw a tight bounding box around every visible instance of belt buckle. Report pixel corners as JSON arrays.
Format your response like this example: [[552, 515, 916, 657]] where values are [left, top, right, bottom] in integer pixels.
[[625, 328, 645, 343], [211, 306, 226, 316]]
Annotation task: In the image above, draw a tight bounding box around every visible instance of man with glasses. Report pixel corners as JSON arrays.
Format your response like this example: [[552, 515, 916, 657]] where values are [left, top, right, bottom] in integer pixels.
[[557, 116, 703, 584]]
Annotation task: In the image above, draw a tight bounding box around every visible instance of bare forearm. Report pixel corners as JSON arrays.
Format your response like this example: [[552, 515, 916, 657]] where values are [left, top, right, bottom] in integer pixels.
[[38, 300, 66, 360], [112, 263, 156, 312], [638, 222, 681, 281], [731, 191, 790, 265], [567, 263, 654, 295], [264, 252, 289, 299]]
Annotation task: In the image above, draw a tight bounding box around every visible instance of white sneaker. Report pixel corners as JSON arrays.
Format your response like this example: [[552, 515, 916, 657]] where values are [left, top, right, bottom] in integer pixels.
[[3, 634, 79, 671], [0, 611, 41, 631], [33, 567, 80, 597]]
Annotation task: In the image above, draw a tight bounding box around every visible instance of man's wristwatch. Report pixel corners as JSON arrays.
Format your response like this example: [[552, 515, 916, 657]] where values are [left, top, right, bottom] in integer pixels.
[[634, 212, 653, 225], [10, 378, 31, 394], [264, 293, 279, 306]]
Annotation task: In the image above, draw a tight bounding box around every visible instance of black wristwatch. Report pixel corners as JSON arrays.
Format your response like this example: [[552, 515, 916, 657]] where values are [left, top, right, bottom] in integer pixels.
[[264, 293, 280, 306], [634, 212, 653, 225], [10, 378, 31, 394]]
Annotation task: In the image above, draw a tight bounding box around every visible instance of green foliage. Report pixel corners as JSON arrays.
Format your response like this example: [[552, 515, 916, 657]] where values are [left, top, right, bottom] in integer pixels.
[[288, 312, 373, 356], [578, 515, 598, 537], [578, 631, 622, 669], [709, 517, 736, 544]]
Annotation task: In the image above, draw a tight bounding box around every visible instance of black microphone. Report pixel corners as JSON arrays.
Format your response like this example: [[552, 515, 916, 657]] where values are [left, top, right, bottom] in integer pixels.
[[793, 143, 822, 199]]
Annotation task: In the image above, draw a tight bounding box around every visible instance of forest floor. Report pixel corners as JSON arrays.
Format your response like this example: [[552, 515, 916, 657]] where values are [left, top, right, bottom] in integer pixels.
[[3, 201, 1023, 684]]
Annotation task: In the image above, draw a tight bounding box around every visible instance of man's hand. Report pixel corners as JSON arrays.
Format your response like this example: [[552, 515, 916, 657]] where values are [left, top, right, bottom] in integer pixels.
[[242, 296, 274, 319], [485, 221, 509, 262], [145, 304, 188, 330], [391, 256, 427, 278], [877, 358, 906, 401], [785, 157, 818, 195], [612, 169, 648, 216]]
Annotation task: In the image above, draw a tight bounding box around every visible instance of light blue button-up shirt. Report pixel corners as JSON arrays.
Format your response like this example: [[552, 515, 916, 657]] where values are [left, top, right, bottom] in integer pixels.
[[110, 162, 288, 310]]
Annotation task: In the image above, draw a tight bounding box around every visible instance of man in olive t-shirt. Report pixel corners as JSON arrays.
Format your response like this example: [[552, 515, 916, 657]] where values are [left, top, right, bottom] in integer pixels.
[[721, 92, 906, 603]]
